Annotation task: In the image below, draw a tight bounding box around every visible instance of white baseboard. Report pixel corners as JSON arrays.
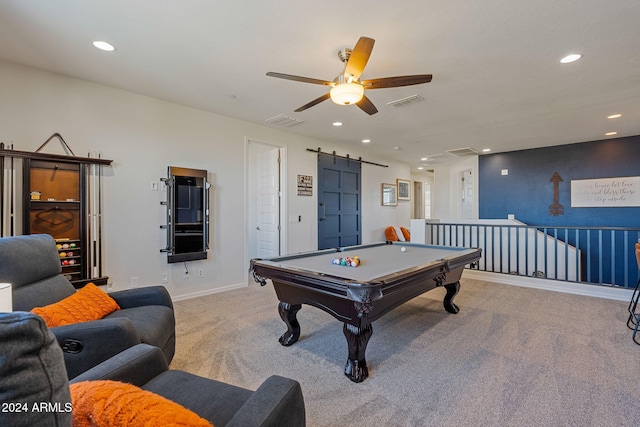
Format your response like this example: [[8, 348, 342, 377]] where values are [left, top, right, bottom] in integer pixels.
[[170, 282, 248, 302], [463, 269, 634, 302]]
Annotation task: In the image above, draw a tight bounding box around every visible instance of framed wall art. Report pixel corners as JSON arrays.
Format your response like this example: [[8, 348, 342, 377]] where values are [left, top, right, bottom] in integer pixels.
[[381, 183, 397, 206], [397, 179, 410, 201]]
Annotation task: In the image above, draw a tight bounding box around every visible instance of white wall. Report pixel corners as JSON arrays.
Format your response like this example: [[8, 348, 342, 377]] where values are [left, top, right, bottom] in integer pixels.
[[0, 60, 412, 299], [431, 156, 479, 220], [361, 162, 412, 243]]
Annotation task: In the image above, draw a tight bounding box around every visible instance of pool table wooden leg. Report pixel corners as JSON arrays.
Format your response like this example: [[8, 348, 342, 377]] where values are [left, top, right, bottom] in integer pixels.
[[343, 323, 373, 383], [443, 281, 460, 314], [278, 301, 302, 346]]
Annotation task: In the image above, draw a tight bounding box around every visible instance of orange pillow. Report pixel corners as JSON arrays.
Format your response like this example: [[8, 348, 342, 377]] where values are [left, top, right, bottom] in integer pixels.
[[384, 226, 399, 241], [70, 380, 212, 427], [400, 227, 411, 241], [31, 283, 120, 328]]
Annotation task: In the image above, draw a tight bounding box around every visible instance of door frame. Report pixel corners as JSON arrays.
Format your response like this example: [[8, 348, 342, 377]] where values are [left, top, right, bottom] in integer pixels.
[[245, 138, 287, 262]]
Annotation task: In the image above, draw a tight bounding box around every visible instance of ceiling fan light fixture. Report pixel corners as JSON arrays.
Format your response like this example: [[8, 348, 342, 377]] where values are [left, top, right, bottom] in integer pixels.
[[330, 83, 364, 105]]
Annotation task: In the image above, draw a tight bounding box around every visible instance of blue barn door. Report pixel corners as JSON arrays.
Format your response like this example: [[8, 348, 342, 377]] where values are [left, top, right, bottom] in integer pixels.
[[317, 154, 361, 250]]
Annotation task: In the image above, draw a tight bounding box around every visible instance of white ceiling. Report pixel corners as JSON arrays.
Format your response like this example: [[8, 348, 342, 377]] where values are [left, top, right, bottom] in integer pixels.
[[1, 0, 639, 169]]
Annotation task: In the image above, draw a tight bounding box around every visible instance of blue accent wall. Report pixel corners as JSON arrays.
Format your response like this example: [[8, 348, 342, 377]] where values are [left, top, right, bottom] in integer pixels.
[[479, 135, 640, 227], [479, 135, 640, 286]]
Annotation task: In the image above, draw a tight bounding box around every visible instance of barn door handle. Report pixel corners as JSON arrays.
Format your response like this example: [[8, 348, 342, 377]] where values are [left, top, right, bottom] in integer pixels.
[[319, 203, 326, 221]]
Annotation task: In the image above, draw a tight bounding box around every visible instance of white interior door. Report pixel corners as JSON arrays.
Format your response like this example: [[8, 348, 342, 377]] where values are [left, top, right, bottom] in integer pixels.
[[256, 147, 280, 258], [248, 141, 282, 260]]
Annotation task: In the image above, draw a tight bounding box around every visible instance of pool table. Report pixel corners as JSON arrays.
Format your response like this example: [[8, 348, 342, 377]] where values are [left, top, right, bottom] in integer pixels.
[[250, 241, 481, 382]]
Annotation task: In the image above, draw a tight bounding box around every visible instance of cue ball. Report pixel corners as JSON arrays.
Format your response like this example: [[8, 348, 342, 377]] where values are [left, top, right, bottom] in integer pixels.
[[401, 247, 406, 252]]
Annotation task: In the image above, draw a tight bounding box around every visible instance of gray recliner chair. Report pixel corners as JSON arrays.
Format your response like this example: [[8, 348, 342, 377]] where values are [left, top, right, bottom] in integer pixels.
[[0, 312, 306, 427], [0, 234, 176, 379]]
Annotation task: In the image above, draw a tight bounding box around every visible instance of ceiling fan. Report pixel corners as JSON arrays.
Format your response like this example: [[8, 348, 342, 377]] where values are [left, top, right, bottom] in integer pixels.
[[266, 36, 432, 115]]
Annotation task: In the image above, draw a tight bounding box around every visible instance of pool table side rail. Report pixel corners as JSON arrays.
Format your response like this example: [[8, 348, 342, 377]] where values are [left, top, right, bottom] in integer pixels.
[[440, 248, 482, 271], [251, 259, 376, 297]]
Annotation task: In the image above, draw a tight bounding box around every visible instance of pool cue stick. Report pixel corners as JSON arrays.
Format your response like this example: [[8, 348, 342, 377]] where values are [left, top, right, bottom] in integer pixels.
[[97, 156, 103, 277], [9, 142, 14, 236], [86, 161, 94, 279], [0, 142, 4, 237]]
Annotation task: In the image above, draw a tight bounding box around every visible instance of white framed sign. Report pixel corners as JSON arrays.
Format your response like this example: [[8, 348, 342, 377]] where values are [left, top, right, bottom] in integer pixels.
[[571, 176, 640, 207], [297, 175, 312, 196]]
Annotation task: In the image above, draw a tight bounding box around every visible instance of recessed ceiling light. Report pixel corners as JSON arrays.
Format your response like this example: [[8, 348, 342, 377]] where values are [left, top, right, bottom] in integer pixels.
[[605, 131, 618, 136], [560, 54, 582, 64], [362, 139, 371, 143], [607, 113, 622, 119], [93, 41, 116, 52], [393, 146, 400, 150], [420, 157, 428, 161], [332, 122, 342, 127], [417, 167, 424, 170], [482, 148, 491, 153]]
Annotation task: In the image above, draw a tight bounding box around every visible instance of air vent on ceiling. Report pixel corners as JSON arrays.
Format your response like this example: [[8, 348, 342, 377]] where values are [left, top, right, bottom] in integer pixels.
[[422, 159, 442, 165], [447, 147, 478, 157], [420, 153, 446, 164], [386, 94, 424, 108], [265, 114, 304, 127]]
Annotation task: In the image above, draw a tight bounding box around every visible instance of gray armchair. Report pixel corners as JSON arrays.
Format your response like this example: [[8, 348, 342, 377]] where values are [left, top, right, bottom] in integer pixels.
[[0, 234, 175, 379], [72, 343, 306, 426], [0, 312, 306, 427]]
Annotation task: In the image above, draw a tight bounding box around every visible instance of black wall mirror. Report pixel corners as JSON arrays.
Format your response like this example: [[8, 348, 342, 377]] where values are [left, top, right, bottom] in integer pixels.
[[162, 166, 210, 263]]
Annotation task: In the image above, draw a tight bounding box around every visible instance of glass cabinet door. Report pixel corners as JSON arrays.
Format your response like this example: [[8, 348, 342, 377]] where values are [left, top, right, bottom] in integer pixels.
[[23, 159, 86, 282]]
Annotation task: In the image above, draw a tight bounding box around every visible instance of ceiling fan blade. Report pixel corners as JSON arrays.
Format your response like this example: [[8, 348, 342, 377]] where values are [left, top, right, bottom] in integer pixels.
[[344, 37, 375, 80], [294, 93, 331, 112], [361, 74, 433, 89], [266, 72, 332, 86], [356, 95, 378, 115]]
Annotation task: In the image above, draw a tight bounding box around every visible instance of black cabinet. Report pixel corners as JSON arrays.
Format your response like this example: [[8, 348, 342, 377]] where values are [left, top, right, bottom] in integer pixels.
[[1, 140, 111, 288], [23, 159, 91, 284]]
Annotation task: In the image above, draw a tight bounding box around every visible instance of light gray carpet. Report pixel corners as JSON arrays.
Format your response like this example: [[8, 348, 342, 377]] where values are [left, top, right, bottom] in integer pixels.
[[170, 277, 640, 426]]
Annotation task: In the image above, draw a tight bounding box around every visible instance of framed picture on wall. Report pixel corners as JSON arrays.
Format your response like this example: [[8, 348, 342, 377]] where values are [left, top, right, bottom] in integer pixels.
[[381, 183, 397, 206], [397, 179, 411, 201]]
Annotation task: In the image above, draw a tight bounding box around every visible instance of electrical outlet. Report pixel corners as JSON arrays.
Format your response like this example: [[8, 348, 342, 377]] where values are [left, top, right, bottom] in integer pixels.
[[198, 268, 204, 277], [151, 181, 159, 191], [131, 276, 138, 287], [161, 272, 168, 284], [107, 281, 113, 290]]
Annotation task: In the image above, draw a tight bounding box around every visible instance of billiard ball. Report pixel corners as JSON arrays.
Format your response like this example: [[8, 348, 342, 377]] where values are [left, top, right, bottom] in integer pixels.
[[62, 260, 69, 266], [68, 260, 75, 265], [66, 251, 73, 257], [401, 247, 406, 252], [62, 243, 70, 249], [59, 252, 66, 258], [70, 243, 76, 248]]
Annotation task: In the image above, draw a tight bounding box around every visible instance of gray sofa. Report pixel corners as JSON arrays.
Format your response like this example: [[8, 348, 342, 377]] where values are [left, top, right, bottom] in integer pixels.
[[0, 312, 306, 427], [0, 234, 175, 378]]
